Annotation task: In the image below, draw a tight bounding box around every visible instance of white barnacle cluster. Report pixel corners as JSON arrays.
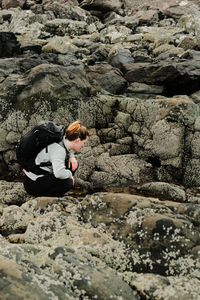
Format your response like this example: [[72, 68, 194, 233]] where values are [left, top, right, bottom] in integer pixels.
[[153, 275, 200, 300], [130, 249, 142, 266], [153, 232, 160, 241], [170, 227, 182, 242], [140, 251, 154, 271], [87, 235, 131, 272], [167, 255, 200, 277], [162, 247, 181, 262], [0, 98, 10, 115], [86, 193, 107, 209], [126, 209, 144, 227]]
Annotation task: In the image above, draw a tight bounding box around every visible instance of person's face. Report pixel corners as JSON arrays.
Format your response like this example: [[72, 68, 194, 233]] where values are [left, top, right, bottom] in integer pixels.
[[73, 137, 88, 152]]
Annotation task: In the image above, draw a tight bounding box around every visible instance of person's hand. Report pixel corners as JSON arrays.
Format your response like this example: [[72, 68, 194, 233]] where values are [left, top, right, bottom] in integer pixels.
[[71, 176, 75, 186], [68, 157, 78, 172]]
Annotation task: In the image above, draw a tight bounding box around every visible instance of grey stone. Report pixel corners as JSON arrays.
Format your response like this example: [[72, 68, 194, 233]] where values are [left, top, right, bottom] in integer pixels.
[[137, 181, 186, 202]]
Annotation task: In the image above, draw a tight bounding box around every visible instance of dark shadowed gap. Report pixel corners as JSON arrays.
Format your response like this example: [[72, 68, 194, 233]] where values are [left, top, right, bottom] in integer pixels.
[[163, 78, 200, 97]]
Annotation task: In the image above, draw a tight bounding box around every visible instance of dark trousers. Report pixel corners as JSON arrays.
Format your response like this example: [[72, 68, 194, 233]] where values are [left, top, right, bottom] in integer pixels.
[[24, 174, 73, 197]]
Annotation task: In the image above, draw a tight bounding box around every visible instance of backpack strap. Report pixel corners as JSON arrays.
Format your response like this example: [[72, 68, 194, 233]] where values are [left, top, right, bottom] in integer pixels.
[[30, 165, 51, 175]]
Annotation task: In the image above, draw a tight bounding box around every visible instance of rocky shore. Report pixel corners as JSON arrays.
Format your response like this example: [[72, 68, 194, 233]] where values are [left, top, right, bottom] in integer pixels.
[[0, 0, 200, 299], [0, 180, 200, 299]]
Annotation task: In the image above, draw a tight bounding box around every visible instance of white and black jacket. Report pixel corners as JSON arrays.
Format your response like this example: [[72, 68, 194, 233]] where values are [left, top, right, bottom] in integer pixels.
[[24, 137, 75, 181]]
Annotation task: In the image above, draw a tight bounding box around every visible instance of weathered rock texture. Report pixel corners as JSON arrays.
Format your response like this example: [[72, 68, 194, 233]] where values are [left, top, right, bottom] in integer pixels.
[[1, 1, 200, 299], [0, 0, 200, 187], [0, 181, 200, 299]]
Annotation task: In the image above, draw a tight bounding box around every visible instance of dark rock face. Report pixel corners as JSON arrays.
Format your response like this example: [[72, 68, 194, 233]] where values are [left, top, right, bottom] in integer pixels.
[[0, 32, 21, 58]]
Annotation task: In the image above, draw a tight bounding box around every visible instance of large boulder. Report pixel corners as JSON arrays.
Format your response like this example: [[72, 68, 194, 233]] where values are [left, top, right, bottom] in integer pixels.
[[124, 59, 200, 95]]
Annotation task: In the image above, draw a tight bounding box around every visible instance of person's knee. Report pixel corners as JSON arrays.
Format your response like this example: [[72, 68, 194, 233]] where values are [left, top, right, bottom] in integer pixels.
[[62, 178, 73, 192]]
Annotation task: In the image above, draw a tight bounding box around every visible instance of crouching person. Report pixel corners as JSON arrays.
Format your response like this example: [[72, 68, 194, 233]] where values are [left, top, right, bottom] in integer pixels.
[[23, 120, 89, 197]]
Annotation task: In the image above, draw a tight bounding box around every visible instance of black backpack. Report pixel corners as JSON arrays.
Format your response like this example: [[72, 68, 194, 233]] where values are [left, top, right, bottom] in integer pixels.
[[16, 120, 65, 174]]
